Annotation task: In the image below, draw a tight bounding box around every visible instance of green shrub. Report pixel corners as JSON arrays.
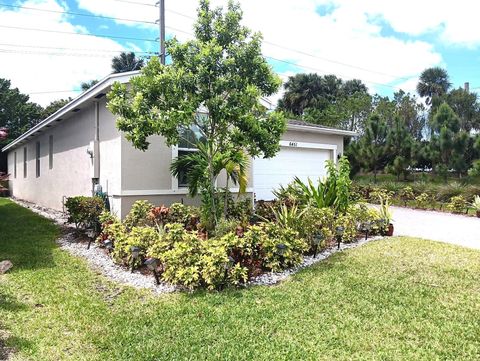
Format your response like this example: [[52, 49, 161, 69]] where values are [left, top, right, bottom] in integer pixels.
[[414, 193, 430, 209], [346, 203, 383, 235], [262, 222, 308, 272], [334, 212, 357, 243], [399, 186, 415, 206], [112, 226, 160, 265], [300, 206, 335, 245], [166, 203, 200, 229], [124, 200, 154, 229], [214, 218, 241, 238], [446, 195, 467, 214], [65, 196, 105, 229]]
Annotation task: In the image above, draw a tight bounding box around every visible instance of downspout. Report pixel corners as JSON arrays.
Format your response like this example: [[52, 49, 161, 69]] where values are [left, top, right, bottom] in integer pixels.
[[91, 101, 100, 195]]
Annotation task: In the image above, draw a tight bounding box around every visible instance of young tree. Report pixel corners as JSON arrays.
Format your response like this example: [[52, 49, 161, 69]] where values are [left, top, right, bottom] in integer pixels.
[[430, 103, 469, 178], [446, 87, 480, 132], [108, 0, 285, 228], [386, 115, 414, 180], [358, 114, 387, 183]]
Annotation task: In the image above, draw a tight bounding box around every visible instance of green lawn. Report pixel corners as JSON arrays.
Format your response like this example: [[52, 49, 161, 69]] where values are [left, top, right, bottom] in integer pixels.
[[1, 198, 480, 360]]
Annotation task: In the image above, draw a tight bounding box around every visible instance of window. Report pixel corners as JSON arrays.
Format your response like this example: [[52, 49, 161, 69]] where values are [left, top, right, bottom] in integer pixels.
[[177, 125, 205, 188], [23, 147, 27, 178], [36, 141, 40, 178], [14, 152, 17, 178], [49, 135, 53, 169]]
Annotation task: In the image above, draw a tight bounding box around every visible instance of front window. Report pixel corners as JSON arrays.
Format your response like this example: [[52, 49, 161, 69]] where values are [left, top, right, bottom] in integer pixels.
[[176, 122, 206, 188]]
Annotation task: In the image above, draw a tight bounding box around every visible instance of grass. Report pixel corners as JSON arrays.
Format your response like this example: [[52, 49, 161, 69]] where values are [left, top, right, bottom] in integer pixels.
[[1, 198, 480, 360]]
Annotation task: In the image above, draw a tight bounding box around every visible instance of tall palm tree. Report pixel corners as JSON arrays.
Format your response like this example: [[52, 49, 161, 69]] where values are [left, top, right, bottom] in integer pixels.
[[111, 52, 145, 73], [278, 73, 324, 116], [416, 67, 451, 105]]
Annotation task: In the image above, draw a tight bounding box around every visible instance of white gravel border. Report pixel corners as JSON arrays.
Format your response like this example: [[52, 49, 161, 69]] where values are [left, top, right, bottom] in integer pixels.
[[9, 197, 383, 293]]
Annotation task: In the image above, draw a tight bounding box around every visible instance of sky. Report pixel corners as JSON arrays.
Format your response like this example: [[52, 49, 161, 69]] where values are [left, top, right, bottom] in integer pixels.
[[1, 0, 480, 107]]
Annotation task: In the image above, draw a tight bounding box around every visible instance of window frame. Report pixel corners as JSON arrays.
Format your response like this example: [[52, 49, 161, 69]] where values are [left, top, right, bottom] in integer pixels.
[[49, 135, 53, 170], [23, 146, 27, 178], [14, 151, 17, 178], [35, 141, 40, 178]]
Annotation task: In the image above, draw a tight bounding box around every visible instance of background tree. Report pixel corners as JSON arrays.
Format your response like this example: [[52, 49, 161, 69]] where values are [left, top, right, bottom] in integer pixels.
[[393, 90, 428, 140], [80, 79, 99, 91], [111, 52, 145, 73], [277, 73, 326, 116], [108, 0, 285, 228], [416, 67, 451, 106], [42, 98, 72, 118], [429, 103, 468, 178], [0, 79, 43, 142], [385, 115, 414, 180], [446, 87, 480, 132], [358, 114, 387, 182]]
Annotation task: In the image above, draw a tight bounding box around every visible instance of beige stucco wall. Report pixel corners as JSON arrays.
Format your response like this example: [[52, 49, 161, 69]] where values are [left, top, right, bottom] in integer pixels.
[[6, 99, 122, 213]]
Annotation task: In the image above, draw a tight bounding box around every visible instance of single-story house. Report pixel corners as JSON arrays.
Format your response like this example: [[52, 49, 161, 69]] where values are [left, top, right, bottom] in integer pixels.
[[2, 71, 356, 218]]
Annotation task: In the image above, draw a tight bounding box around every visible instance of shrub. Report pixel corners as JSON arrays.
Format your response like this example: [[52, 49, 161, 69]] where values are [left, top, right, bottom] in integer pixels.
[[334, 212, 357, 243], [346, 203, 383, 236], [224, 227, 264, 278], [399, 186, 415, 206], [225, 195, 253, 224], [65, 196, 105, 229], [166, 203, 200, 229], [124, 200, 154, 229], [414, 193, 430, 209], [446, 195, 467, 214], [112, 226, 160, 265], [300, 206, 335, 245], [214, 218, 241, 238], [262, 222, 308, 272], [253, 200, 277, 222]]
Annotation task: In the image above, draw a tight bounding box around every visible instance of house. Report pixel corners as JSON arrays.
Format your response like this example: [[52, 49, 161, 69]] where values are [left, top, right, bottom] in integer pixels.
[[2, 71, 356, 218]]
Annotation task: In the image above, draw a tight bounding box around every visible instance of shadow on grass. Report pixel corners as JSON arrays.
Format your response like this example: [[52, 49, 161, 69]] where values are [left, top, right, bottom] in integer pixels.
[[0, 200, 59, 271]]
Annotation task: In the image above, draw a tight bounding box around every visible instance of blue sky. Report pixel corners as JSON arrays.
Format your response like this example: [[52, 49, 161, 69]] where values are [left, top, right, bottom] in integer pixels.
[[0, 0, 479, 105]]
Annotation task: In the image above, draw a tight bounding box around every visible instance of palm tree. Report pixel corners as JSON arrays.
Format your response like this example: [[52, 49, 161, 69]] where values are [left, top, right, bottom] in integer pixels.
[[170, 142, 249, 221], [278, 73, 324, 116], [80, 80, 99, 91], [416, 67, 451, 105], [111, 52, 145, 73]]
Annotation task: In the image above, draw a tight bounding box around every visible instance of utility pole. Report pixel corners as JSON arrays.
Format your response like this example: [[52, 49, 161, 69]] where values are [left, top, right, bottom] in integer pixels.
[[156, 0, 166, 65]]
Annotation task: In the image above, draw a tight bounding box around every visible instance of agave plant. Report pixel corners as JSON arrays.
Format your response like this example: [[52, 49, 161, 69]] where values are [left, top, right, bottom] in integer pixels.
[[269, 203, 306, 230], [471, 195, 480, 217]]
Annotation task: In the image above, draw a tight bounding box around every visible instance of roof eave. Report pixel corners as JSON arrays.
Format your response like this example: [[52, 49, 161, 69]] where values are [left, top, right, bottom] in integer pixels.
[[287, 123, 358, 137], [1, 70, 139, 152]]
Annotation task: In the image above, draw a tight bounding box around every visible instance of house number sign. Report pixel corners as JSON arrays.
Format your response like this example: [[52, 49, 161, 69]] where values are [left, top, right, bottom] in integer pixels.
[[289, 141, 298, 147]]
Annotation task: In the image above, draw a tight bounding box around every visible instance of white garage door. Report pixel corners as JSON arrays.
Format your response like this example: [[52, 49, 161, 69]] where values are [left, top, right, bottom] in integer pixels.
[[253, 146, 332, 201]]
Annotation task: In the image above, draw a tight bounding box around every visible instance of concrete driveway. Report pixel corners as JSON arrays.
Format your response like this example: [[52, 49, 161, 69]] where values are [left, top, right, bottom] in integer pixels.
[[390, 206, 480, 250]]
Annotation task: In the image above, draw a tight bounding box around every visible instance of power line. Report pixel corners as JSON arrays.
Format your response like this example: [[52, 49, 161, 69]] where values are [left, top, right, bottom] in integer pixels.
[[109, 0, 156, 7], [0, 24, 157, 42], [0, 43, 154, 54], [0, 3, 156, 25]]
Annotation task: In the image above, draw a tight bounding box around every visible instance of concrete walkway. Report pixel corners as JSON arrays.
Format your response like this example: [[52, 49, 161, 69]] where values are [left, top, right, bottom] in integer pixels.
[[391, 206, 480, 250]]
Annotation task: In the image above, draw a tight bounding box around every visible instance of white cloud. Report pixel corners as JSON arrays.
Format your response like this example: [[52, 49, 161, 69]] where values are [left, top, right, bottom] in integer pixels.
[[0, 0, 131, 106], [76, 0, 443, 103]]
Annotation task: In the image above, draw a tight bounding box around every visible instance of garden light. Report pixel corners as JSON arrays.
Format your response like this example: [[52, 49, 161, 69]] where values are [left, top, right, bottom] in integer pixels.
[[362, 221, 372, 240], [276, 243, 286, 256], [144, 257, 160, 285], [104, 239, 113, 253], [86, 227, 96, 250], [130, 246, 140, 272], [313, 230, 324, 258], [335, 226, 344, 249]]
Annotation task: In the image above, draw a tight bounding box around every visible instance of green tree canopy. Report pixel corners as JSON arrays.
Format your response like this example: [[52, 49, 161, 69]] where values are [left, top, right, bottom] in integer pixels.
[[358, 113, 388, 182], [446, 87, 480, 132], [417, 67, 451, 106], [80, 79, 99, 91], [42, 98, 72, 118], [386, 115, 414, 180], [0, 78, 43, 144], [107, 0, 285, 227], [111, 52, 145, 74]]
